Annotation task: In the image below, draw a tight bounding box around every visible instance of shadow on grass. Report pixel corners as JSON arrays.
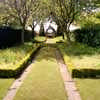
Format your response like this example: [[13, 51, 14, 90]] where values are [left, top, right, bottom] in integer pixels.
[[72, 69, 100, 79]]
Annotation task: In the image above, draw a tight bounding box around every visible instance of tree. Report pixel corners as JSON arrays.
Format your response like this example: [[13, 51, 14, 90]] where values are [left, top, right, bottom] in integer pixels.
[[51, 0, 79, 43], [3, 0, 39, 43]]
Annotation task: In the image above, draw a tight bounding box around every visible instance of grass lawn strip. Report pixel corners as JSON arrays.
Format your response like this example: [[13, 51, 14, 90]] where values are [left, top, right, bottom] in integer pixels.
[[14, 46, 67, 100], [0, 79, 14, 100]]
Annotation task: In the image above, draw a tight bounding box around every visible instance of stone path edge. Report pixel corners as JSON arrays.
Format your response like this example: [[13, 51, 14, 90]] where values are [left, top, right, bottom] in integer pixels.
[[55, 48, 82, 100], [16, 46, 42, 78]]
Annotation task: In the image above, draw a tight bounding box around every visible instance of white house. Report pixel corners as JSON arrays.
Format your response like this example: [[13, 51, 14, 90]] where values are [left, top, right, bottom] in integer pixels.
[[43, 17, 58, 37], [32, 17, 58, 37]]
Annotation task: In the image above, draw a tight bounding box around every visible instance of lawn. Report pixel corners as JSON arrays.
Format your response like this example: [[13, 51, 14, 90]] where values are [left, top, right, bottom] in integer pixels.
[[34, 36, 46, 42], [14, 46, 67, 100], [0, 78, 14, 100], [56, 40, 100, 100]]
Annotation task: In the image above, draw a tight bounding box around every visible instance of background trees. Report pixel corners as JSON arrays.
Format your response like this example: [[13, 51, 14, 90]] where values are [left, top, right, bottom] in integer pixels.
[[50, 0, 79, 42], [1, 0, 39, 43], [1, 0, 99, 44], [0, 0, 80, 43]]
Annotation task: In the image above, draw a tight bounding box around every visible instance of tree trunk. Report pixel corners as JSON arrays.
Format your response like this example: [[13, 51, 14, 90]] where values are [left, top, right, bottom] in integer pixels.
[[21, 29, 25, 44], [66, 32, 71, 44], [32, 25, 35, 39], [62, 33, 65, 40]]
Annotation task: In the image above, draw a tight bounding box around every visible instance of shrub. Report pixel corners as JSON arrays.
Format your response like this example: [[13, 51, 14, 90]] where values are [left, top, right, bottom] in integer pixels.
[[74, 28, 100, 47], [0, 26, 33, 48], [74, 15, 100, 47]]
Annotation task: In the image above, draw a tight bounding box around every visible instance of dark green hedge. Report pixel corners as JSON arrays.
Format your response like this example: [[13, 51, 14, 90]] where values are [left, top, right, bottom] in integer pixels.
[[0, 27, 33, 48], [74, 27, 100, 47], [72, 69, 100, 78]]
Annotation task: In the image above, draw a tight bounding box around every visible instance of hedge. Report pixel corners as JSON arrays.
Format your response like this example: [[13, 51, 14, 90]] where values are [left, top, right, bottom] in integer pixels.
[[0, 45, 41, 78], [74, 28, 100, 47], [72, 68, 100, 78], [0, 26, 33, 48]]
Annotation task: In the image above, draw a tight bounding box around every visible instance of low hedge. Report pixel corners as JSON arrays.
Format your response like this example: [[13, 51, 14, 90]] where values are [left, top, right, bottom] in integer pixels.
[[72, 68, 100, 78], [0, 46, 41, 78]]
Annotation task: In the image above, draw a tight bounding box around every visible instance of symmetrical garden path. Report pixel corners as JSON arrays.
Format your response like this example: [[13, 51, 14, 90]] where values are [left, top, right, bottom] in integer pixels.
[[3, 39, 81, 100]]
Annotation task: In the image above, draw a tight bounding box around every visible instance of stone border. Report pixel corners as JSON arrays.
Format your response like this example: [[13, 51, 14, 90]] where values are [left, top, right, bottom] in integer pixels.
[[55, 49, 82, 100]]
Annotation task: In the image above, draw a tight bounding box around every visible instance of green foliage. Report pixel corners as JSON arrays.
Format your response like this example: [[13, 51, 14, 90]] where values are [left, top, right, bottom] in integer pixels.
[[74, 15, 100, 47], [72, 69, 100, 78], [95, 12, 100, 19], [0, 78, 14, 100]]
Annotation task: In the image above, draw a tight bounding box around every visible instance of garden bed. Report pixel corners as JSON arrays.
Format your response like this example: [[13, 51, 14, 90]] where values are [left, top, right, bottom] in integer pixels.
[[0, 42, 41, 78]]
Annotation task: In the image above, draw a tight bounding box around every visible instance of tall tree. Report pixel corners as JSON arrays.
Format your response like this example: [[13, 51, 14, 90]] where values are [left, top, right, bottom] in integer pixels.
[[51, 0, 79, 42], [3, 0, 39, 43]]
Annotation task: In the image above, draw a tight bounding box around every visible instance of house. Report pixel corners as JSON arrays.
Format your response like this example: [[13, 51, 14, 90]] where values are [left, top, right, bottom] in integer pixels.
[[43, 17, 58, 37], [33, 16, 58, 37]]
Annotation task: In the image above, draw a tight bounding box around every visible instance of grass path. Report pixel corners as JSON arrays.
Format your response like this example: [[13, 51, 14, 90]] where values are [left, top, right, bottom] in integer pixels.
[[13, 46, 67, 100]]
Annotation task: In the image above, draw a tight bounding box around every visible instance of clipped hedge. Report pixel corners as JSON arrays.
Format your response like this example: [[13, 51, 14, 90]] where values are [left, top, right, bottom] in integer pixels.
[[74, 28, 100, 47], [0, 26, 33, 48], [72, 68, 100, 78], [74, 15, 100, 47], [0, 46, 41, 78]]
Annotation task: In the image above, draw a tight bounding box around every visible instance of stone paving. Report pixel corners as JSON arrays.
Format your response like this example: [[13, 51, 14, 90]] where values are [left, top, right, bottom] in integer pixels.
[[55, 49, 82, 100]]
